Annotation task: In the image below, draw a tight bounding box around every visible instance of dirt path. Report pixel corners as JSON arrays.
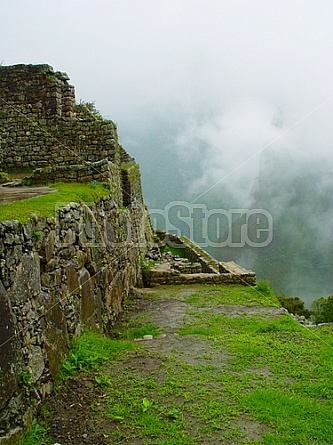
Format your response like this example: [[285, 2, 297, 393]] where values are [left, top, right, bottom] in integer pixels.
[[40, 285, 286, 445]]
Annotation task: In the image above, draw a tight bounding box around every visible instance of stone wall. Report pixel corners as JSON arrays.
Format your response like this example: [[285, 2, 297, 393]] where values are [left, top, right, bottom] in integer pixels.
[[31, 159, 121, 191], [0, 62, 154, 441], [121, 164, 144, 207], [147, 231, 256, 287], [148, 266, 257, 287], [157, 231, 220, 273], [0, 64, 121, 176], [0, 193, 153, 444], [0, 64, 75, 121]]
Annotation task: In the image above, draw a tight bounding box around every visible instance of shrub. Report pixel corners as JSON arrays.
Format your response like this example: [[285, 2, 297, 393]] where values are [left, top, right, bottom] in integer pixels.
[[140, 258, 156, 285], [255, 280, 273, 296], [311, 296, 333, 323], [75, 100, 104, 121], [0, 172, 11, 184], [277, 294, 310, 317]]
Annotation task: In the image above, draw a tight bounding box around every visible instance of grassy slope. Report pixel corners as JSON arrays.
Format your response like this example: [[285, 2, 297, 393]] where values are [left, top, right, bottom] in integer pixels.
[[24, 284, 333, 444], [0, 182, 111, 224]]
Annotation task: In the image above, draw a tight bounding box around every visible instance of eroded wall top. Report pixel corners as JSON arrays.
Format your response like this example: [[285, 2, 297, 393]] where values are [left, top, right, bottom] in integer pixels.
[[0, 64, 122, 176], [0, 64, 75, 120]]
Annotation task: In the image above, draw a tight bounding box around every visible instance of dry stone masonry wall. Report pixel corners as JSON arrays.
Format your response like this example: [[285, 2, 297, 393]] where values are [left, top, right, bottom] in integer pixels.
[[0, 194, 152, 444], [0, 63, 154, 444], [0, 64, 121, 181], [146, 232, 256, 287]]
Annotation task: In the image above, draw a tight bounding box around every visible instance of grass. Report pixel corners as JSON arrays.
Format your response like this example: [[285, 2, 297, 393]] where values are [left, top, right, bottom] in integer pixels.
[[24, 285, 333, 444], [60, 331, 135, 380], [161, 244, 191, 260], [22, 422, 49, 445], [120, 161, 136, 170], [0, 182, 111, 224], [185, 283, 280, 308], [120, 323, 161, 340]]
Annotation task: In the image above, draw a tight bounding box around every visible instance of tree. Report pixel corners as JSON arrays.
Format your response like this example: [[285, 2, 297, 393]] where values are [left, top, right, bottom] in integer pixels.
[[311, 296, 333, 323], [277, 294, 310, 317]]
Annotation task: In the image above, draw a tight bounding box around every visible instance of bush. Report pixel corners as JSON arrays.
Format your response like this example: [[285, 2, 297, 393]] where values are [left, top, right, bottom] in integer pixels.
[[277, 294, 310, 317], [140, 258, 156, 285], [255, 280, 273, 296], [75, 100, 104, 121], [0, 172, 11, 184], [311, 296, 333, 323]]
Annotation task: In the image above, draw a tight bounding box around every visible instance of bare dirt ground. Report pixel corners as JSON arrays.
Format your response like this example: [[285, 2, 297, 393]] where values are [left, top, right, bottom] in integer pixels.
[[0, 185, 56, 203], [40, 286, 282, 445]]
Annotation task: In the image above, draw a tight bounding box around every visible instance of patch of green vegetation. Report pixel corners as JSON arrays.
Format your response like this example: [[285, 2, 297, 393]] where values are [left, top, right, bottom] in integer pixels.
[[20, 371, 33, 390], [21, 177, 32, 186], [102, 365, 193, 443], [75, 100, 105, 121], [120, 161, 136, 170], [117, 206, 128, 213], [45, 73, 56, 82], [179, 310, 301, 341], [32, 230, 42, 241], [243, 389, 333, 443], [95, 373, 112, 387], [255, 279, 274, 295], [277, 294, 310, 317], [185, 284, 279, 308], [161, 244, 191, 260], [22, 422, 49, 445], [177, 287, 333, 442], [30, 285, 333, 444], [60, 331, 134, 381], [117, 308, 161, 340], [0, 182, 110, 223], [140, 258, 157, 283], [0, 172, 11, 184], [121, 324, 161, 340], [311, 295, 333, 323]]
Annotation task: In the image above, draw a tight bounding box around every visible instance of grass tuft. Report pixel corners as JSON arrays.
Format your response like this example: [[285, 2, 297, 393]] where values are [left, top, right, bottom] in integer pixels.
[[22, 422, 49, 445], [121, 324, 161, 340], [60, 331, 134, 380]]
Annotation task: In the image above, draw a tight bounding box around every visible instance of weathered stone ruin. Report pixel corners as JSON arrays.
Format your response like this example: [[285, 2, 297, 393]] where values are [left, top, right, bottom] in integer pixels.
[[0, 64, 256, 444], [0, 64, 153, 444], [0, 63, 134, 184], [145, 232, 256, 287]]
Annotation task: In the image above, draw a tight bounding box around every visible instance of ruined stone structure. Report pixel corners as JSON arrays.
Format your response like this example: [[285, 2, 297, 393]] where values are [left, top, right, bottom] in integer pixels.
[[0, 64, 153, 444], [0, 64, 256, 444], [0, 63, 133, 183], [146, 232, 256, 287]]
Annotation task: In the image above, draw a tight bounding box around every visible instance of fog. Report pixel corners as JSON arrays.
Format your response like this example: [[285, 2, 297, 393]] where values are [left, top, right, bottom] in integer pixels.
[[1, 0, 333, 303]]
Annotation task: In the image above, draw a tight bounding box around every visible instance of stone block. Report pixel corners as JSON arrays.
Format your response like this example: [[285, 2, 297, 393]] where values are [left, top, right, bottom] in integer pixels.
[[28, 345, 45, 383], [66, 264, 80, 295], [0, 280, 22, 413], [79, 268, 94, 323]]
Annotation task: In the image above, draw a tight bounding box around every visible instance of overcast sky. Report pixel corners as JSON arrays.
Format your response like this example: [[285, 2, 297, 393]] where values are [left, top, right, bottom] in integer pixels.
[[1, 0, 333, 205]]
